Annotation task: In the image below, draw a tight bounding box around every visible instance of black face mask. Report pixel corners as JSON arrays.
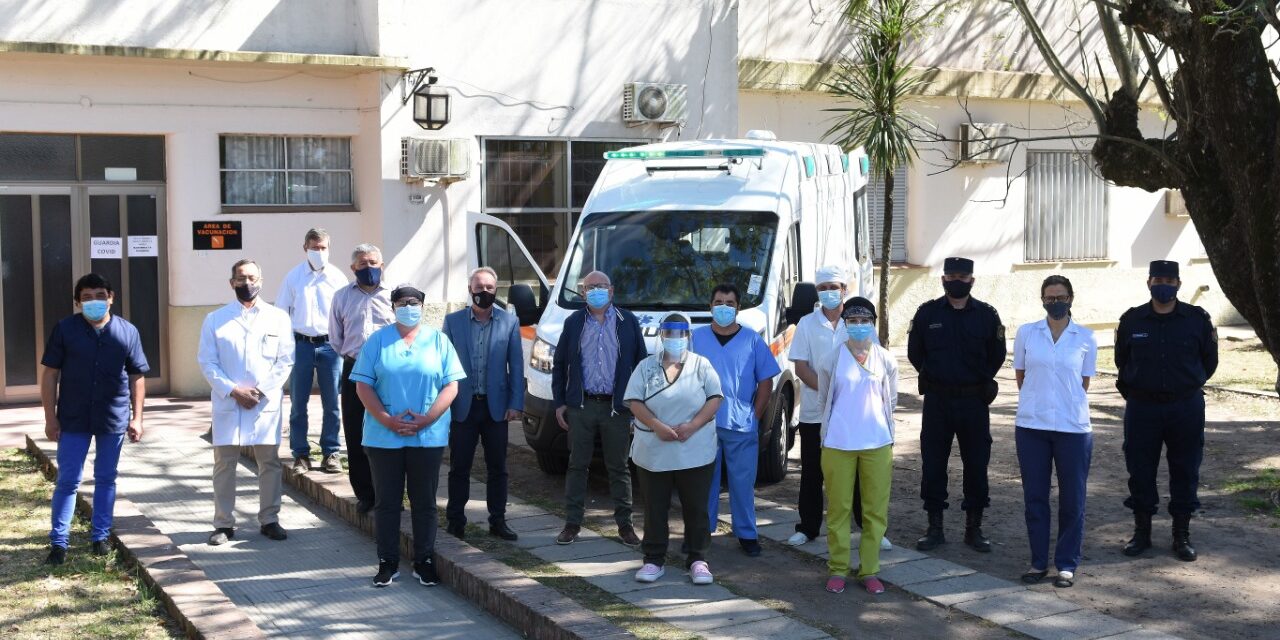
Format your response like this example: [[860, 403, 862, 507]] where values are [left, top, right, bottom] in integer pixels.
[[355, 266, 382, 288], [234, 282, 261, 302], [943, 279, 973, 299], [471, 290, 497, 309], [1043, 301, 1071, 320]]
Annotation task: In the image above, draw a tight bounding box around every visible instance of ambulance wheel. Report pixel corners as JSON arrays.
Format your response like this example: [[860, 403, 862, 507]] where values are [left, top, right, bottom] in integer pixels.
[[756, 394, 790, 485], [536, 451, 569, 475]]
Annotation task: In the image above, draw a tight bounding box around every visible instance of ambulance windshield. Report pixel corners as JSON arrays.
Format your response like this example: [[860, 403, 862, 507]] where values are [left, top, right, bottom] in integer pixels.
[[559, 210, 778, 310]]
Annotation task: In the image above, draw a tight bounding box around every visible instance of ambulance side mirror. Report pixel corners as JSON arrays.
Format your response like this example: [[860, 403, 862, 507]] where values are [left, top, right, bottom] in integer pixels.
[[786, 282, 817, 326], [509, 284, 541, 327]]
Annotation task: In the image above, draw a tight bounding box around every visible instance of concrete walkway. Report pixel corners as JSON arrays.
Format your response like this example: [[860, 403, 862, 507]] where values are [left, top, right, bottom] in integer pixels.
[[721, 493, 1182, 640]]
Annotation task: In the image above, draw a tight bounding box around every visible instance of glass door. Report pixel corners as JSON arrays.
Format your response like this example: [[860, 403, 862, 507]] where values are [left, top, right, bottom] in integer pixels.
[[0, 188, 82, 401]]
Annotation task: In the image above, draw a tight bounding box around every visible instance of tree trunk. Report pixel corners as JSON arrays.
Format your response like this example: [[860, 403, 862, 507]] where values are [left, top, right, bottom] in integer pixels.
[[878, 171, 894, 345]]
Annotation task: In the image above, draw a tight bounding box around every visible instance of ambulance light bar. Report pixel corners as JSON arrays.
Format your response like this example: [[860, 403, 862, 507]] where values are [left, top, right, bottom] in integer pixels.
[[604, 147, 766, 160]]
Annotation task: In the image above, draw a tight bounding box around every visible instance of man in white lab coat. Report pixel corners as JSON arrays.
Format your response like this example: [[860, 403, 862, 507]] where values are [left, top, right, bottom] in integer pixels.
[[198, 259, 295, 546]]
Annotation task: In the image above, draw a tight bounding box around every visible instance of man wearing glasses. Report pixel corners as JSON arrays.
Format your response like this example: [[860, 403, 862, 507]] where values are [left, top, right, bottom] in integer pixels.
[[198, 259, 295, 546], [552, 271, 648, 547]]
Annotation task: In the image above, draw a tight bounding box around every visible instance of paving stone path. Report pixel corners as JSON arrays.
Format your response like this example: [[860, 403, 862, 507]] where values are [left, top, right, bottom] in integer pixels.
[[720, 494, 1185, 640]]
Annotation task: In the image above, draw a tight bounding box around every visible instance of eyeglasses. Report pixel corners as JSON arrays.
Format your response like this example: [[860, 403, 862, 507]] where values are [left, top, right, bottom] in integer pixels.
[[1042, 295, 1071, 304], [393, 300, 422, 308], [232, 276, 261, 285], [581, 283, 610, 291]]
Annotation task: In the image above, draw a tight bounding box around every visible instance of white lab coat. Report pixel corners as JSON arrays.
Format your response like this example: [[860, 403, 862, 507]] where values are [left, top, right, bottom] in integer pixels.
[[198, 300, 295, 446]]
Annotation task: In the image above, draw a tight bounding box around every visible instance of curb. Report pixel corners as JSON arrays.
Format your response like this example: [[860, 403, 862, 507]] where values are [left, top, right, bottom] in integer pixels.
[[26, 435, 266, 640], [240, 446, 635, 640]]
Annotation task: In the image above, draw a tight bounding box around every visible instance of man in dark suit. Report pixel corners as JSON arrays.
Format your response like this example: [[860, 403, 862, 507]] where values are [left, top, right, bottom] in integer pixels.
[[443, 267, 526, 541]]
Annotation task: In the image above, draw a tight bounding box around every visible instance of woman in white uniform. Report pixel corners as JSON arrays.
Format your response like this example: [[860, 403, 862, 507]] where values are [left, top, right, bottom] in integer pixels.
[[624, 313, 723, 585], [816, 297, 898, 595]]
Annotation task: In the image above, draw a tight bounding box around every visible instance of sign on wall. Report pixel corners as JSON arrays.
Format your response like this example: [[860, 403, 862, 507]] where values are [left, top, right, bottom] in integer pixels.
[[90, 237, 123, 259], [193, 221, 242, 250]]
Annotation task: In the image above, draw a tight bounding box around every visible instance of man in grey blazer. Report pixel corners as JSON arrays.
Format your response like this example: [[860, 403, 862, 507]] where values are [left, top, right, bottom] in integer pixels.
[[443, 267, 525, 541]]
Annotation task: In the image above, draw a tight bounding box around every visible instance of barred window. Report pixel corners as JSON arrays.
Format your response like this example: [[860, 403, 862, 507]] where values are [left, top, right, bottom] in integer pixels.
[[220, 135, 353, 209], [1025, 151, 1107, 262]]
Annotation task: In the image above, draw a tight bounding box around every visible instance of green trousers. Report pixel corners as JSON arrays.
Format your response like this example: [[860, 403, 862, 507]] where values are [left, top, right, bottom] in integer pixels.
[[822, 444, 893, 577]]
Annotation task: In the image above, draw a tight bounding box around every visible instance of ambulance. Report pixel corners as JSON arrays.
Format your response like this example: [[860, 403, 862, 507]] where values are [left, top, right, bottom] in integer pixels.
[[468, 132, 874, 483]]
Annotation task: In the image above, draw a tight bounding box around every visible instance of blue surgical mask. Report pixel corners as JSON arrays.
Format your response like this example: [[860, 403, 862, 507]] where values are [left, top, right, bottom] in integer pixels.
[[585, 287, 610, 309], [818, 289, 842, 310], [355, 266, 382, 287], [1150, 284, 1178, 304], [662, 337, 688, 357], [82, 300, 109, 322], [395, 305, 422, 327], [847, 323, 875, 342], [711, 304, 737, 327]]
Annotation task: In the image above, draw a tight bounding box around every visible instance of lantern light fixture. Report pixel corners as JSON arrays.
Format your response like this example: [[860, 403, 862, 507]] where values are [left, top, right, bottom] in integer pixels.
[[401, 67, 450, 131]]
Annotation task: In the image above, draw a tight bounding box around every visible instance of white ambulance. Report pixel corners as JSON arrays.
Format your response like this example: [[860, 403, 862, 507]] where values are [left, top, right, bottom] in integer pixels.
[[469, 133, 874, 483]]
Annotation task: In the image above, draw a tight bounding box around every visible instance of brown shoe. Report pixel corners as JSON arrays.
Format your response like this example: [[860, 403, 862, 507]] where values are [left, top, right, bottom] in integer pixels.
[[292, 456, 312, 475], [618, 525, 641, 547], [555, 524, 581, 545], [321, 453, 342, 474]]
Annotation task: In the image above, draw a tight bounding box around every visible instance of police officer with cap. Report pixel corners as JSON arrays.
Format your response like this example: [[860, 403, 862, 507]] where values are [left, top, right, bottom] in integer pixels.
[[907, 257, 1006, 552], [1116, 260, 1217, 562]]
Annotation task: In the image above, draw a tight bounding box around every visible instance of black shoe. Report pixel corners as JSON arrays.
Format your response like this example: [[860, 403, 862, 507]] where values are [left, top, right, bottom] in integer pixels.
[[618, 525, 641, 547], [373, 560, 400, 587], [964, 509, 992, 553], [446, 522, 466, 539], [739, 538, 762, 557], [208, 528, 235, 546], [412, 558, 439, 586], [555, 524, 580, 545], [44, 546, 66, 565], [356, 498, 375, 514], [90, 540, 110, 556], [1172, 514, 1197, 562], [916, 511, 946, 551], [1021, 569, 1048, 584], [489, 521, 519, 541], [1123, 512, 1152, 557], [260, 522, 288, 541]]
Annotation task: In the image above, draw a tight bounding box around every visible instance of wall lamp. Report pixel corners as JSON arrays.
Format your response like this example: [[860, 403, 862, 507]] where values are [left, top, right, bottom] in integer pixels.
[[401, 67, 450, 130]]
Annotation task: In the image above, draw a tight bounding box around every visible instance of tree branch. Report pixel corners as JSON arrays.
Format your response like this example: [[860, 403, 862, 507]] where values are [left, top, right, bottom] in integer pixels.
[[1010, 0, 1109, 128], [1092, 0, 1140, 94], [1135, 32, 1176, 115], [1119, 0, 1194, 49]]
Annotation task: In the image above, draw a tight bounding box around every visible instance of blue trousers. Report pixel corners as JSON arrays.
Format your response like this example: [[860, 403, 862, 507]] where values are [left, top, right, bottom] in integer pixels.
[[289, 339, 342, 458], [1123, 395, 1205, 517], [708, 428, 758, 540], [50, 431, 125, 547], [1015, 427, 1092, 573]]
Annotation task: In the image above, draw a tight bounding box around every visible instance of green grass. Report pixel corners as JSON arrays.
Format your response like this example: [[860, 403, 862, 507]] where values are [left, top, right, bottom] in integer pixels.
[[1223, 469, 1280, 517], [1095, 341, 1277, 393], [0, 448, 180, 640]]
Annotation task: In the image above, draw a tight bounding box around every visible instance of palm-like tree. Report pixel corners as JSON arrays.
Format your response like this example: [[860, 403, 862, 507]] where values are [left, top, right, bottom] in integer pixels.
[[824, 0, 936, 343]]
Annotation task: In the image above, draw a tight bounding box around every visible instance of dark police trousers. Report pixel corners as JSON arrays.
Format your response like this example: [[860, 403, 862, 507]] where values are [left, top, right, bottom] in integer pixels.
[[920, 394, 992, 512], [1123, 394, 1205, 516], [446, 396, 510, 527], [341, 356, 375, 504]]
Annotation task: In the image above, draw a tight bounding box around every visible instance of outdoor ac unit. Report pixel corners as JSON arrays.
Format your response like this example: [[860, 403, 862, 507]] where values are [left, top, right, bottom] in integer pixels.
[[622, 82, 689, 125], [401, 137, 470, 181], [958, 123, 1012, 164], [1165, 189, 1190, 217]]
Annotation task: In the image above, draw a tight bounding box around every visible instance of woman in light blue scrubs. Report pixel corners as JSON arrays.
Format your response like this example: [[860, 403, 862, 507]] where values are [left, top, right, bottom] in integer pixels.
[[353, 285, 466, 589]]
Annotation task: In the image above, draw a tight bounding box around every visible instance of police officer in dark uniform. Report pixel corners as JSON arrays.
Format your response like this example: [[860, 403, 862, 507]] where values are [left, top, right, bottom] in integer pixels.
[[907, 257, 1006, 552], [1116, 260, 1217, 562]]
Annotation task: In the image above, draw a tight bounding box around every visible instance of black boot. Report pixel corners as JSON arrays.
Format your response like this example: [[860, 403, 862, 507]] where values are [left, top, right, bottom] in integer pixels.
[[1123, 512, 1152, 557], [1171, 514, 1197, 562], [963, 509, 992, 553], [916, 510, 945, 551]]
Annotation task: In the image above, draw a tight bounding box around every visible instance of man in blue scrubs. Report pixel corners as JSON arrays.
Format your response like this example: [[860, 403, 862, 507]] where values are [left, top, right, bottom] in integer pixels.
[[40, 273, 149, 565], [692, 283, 781, 556]]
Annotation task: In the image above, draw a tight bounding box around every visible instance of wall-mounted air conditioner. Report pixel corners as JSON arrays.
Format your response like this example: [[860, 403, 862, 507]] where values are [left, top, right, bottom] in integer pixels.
[[622, 82, 689, 126], [958, 123, 1012, 164], [1165, 189, 1190, 217], [401, 137, 470, 181]]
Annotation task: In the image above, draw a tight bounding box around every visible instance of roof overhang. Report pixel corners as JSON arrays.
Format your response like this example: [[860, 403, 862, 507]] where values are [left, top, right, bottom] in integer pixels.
[[0, 40, 409, 71]]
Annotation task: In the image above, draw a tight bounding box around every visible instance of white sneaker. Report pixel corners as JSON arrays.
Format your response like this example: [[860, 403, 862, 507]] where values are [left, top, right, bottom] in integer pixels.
[[880, 536, 893, 550], [786, 531, 810, 546], [635, 563, 665, 583]]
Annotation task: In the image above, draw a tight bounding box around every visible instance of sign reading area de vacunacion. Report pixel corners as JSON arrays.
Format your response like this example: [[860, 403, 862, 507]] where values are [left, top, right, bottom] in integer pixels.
[[193, 221, 242, 250]]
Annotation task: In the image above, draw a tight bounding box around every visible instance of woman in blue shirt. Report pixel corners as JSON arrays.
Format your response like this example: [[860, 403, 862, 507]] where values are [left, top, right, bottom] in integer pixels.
[[352, 285, 465, 588]]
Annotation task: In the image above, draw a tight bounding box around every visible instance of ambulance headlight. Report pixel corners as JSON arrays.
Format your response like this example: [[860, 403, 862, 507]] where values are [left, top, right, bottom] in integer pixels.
[[531, 337, 556, 373]]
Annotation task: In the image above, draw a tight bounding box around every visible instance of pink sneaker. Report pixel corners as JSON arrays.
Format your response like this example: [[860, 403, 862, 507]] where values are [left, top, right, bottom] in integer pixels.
[[690, 561, 714, 585], [825, 576, 846, 593], [862, 576, 886, 594], [635, 563, 665, 583]]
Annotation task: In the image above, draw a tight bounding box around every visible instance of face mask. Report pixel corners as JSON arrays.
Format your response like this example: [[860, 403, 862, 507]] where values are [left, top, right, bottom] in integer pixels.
[[847, 323, 875, 342], [585, 288, 610, 309], [471, 290, 497, 309], [711, 304, 737, 327], [81, 300, 109, 322], [395, 305, 422, 327], [818, 289, 842, 310], [355, 266, 382, 287], [943, 279, 973, 299], [662, 337, 688, 357], [234, 282, 261, 303], [1043, 301, 1071, 320], [1150, 284, 1178, 304], [306, 249, 327, 271]]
